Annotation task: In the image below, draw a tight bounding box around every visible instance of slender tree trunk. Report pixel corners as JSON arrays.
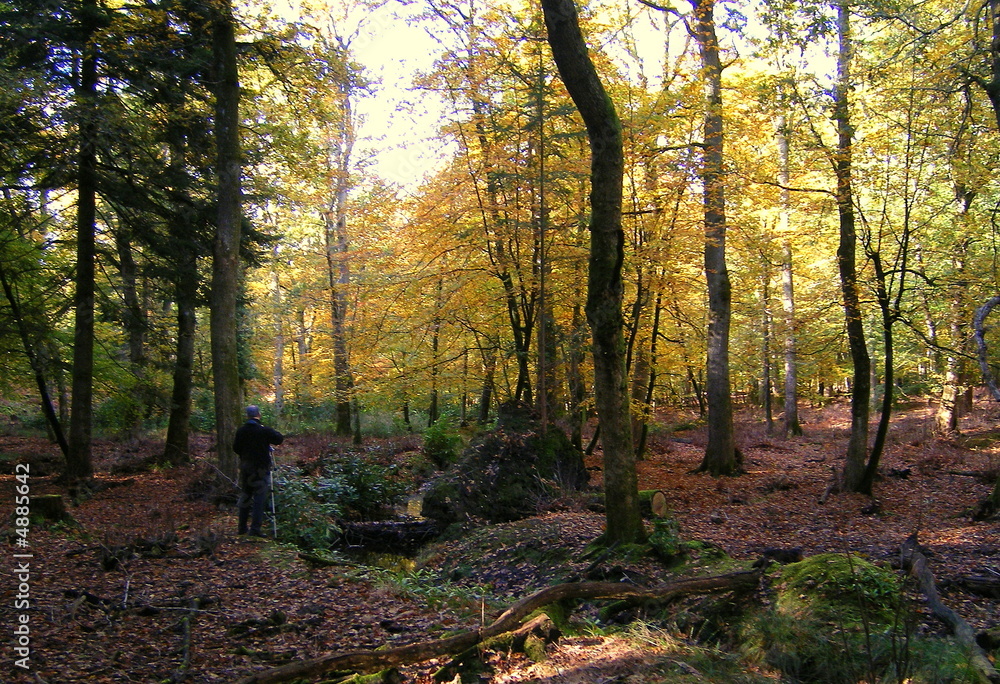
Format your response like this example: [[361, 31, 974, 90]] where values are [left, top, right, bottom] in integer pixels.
[[453, 17, 536, 409], [542, 0, 644, 544], [271, 254, 285, 418], [631, 346, 650, 454], [324, 79, 356, 437], [115, 231, 146, 369], [210, 0, 243, 482], [164, 263, 196, 464], [295, 308, 312, 400], [635, 291, 663, 459], [567, 301, 587, 451], [780, 242, 802, 436], [115, 231, 149, 437], [0, 262, 69, 458], [833, 0, 870, 492], [536, 54, 550, 430], [428, 279, 442, 427], [478, 343, 497, 424], [775, 114, 802, 437], [760, 278, 774, 435], [982, 0, 1000, 131], [975, 0, 1000, 510], [935, 217, 971, 435], [67, 0, 100, 481], [860, 250, 897, 494], [691, 0, 739, 476]]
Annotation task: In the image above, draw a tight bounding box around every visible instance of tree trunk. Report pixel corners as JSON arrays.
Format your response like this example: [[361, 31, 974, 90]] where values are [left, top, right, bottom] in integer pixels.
[[691, 0, 739, 476], [973, 296, 1000, 512], [115, 231, 147, 420], [163, 259, 197, 465], [324, 78, 356, 437], [271, 254, 285, 418], [542, 0, 644, 545], [760, 275, 774, 435], [66, 0, 100, 481], [0, 261, 69, 459], [833, 0, 870, 493], [775, 113, 802, 437], [209, 0, 243, 483], [982, 0, 1000, 131], [780, 242, 802, 436], [567, 301, 587, 451], [635, 291, 663, 459], [478, 343, 496, 425], [295, 308, 312, 400], [459, 20, 535, 409], [859, 250, 896, 494], [428, 279, 443, 427]]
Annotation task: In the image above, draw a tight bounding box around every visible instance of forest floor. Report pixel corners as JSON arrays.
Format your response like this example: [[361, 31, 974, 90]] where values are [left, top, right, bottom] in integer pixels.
[[0, 400, 999, 683]]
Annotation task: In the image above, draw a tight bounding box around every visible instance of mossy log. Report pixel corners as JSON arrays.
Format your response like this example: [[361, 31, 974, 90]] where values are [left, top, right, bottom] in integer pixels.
[[900, 533, 999, 683], [231, 570, 761, 684]]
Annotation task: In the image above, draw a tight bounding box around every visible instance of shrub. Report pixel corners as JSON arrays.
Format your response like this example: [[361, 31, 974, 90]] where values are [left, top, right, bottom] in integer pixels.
[[422, 417, 463, 469], [271, 454, 409, 550], [94, 390, 145, 437], [322, 455, 408, 520], [272, 468, 343, 550]]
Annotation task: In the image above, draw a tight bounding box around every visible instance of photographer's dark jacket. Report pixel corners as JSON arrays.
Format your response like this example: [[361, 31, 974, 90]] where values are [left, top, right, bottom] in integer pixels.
[[232, 419, 284, 470]]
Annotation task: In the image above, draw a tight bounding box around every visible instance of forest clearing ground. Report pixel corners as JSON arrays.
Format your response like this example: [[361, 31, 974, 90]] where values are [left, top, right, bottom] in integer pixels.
[[0, 400, 997, 683]]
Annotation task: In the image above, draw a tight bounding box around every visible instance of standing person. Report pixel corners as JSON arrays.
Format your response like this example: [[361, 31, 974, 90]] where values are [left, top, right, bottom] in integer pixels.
[[233, 405, 283, 537]]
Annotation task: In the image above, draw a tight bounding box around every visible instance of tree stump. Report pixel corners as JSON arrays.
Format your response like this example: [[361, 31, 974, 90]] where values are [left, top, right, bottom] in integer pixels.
[[30, 494, 72, 523]]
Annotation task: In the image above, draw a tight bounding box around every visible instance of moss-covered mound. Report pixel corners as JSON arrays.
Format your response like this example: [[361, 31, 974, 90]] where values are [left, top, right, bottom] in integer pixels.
[[422, 403, 588, 526], [740, 553, 985, 683], [775, 552, 902, 625]]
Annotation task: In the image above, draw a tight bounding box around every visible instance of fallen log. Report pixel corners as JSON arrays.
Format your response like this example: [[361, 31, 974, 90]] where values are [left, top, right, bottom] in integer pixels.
[[900, 533, 999, 683], [954, 575, 1000, 599], [232, 569, 761, 684]]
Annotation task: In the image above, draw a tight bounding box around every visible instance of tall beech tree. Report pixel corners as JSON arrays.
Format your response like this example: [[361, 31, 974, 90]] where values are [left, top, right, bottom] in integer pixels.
[[775, 111, 802, 437], [321, 35, 362, 438], [690, 0, 739, 476], [541, 0, 644, 544]]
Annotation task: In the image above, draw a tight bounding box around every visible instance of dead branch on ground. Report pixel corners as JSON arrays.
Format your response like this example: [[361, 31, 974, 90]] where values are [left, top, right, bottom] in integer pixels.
[[900, 533, 999, 683], [231, 570, 761, 684]]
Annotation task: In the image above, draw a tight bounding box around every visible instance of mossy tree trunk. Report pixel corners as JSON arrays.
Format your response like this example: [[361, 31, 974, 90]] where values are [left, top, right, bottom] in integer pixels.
[[541, 0, 644, 544]]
